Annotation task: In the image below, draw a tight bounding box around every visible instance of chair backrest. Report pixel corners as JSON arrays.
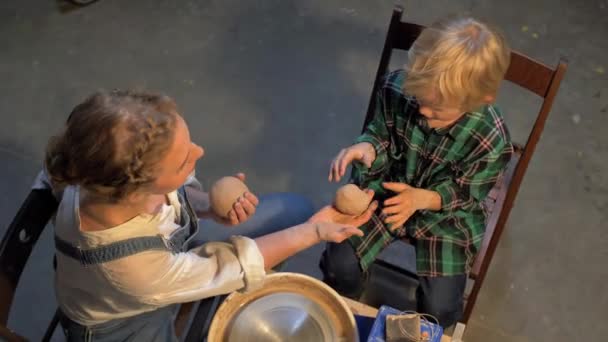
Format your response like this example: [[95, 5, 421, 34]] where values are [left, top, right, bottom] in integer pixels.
[[363, 6, 567, 324], [0, 189, 58, 339]]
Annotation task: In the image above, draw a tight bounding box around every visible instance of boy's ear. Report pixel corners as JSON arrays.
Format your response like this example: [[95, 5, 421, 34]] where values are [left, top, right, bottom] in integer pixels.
[[482, 94, 495, 104]]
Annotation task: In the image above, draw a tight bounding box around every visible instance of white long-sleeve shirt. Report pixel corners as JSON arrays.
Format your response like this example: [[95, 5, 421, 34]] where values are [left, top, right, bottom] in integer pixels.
[[33, 172, 265, 326]]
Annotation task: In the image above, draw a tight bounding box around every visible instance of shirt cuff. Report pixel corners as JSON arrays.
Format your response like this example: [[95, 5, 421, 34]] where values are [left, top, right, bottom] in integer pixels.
[[430, 181, 460, 212], [229, 236, 266, 292], [354, 135, 387, 175]]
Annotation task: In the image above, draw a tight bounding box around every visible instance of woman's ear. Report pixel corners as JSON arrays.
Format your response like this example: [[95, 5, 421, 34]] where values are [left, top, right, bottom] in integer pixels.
[[125, 191, 147, 205], [483, 94, 496, 104]]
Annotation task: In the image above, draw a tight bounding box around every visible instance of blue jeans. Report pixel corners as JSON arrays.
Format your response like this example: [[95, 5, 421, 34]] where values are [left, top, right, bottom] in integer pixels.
[[320, 240, 466, 328], [192, 192, 314, 244]]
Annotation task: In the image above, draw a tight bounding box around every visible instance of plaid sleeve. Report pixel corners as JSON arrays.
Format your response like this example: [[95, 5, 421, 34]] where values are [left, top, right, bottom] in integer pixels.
[[430, 138, 513, 212], [353, 88, 392, 179]]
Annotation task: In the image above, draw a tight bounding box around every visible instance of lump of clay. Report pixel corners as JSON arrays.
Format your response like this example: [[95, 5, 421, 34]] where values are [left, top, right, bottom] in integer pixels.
[[209, 176, 250, 218], [334, 184, 372, 215]]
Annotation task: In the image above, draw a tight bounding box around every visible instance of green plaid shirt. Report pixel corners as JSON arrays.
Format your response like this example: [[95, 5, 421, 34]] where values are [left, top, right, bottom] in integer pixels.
[[349, 70, 513, 276]]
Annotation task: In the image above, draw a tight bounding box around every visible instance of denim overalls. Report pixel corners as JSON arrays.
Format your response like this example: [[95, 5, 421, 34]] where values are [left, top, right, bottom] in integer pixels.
[[56, 187, 199, 342]]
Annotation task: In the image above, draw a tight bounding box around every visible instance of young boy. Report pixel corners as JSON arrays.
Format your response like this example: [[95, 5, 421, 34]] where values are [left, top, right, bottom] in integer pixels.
[[321, 17, 514, 327]]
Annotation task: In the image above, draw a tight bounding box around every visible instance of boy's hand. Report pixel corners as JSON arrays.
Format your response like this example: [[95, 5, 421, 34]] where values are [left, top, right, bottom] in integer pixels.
[[211, 173, 260, 226], [329, 142, 376, 182], [381, 182, 427, 230]]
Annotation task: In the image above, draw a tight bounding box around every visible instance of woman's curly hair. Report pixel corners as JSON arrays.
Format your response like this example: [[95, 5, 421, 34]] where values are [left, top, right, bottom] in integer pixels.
[[45, 90, 179, 201]]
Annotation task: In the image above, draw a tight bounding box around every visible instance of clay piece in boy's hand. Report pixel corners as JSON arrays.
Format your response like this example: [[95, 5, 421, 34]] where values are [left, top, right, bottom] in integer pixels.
[[333, 184, 372, 215], [209, 176, 250, 218]]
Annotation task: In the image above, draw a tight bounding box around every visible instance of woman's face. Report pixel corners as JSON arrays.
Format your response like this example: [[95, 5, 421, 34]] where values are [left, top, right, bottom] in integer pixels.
[[150, 115, 204, 194]]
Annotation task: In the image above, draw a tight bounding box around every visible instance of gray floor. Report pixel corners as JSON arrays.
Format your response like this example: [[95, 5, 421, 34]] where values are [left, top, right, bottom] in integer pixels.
[[1, 0, 606, 341]]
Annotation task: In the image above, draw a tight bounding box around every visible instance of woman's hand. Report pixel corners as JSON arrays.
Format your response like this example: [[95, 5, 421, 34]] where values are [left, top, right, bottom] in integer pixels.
[[253, 190, 376, 270], [308, 191, 378, 243], [210, 173, 259, 226]]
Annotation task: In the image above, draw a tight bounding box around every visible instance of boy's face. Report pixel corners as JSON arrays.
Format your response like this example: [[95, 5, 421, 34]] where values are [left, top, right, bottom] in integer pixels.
[[416, 93, 465, 129], [415, 91, 496, 129]]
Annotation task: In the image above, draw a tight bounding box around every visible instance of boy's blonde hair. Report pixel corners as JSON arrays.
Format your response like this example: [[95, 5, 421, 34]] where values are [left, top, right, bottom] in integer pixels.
[[404, 17, 511, 111]]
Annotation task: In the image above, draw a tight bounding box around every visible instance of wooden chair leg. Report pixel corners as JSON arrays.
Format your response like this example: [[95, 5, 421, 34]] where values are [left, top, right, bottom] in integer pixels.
[[462, 279, 481, 324], [451, 322, 467, 341]]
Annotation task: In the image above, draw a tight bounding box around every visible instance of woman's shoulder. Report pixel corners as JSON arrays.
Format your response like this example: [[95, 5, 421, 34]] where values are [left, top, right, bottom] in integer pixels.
[[62, 189, 172, 247]]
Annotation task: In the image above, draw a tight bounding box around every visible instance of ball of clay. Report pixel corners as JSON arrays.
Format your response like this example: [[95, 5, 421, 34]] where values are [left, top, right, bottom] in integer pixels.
[[334, 184, 372, 215], [209, 176, 250, 218]]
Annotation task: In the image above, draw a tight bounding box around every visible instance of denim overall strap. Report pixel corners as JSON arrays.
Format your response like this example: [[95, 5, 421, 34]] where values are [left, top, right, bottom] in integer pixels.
[[173, 186, 199, 252], [55, 186, 198, 266], [54, 235, 169, 266]]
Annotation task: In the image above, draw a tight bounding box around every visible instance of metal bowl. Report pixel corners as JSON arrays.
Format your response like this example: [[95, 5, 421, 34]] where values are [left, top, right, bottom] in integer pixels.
[[208, 272, 358, 342]]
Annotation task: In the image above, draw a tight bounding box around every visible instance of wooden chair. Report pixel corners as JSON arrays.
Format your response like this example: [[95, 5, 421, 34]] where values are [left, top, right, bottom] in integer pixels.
[[360, 6, 567, 324], [0, 189, 58, 341]]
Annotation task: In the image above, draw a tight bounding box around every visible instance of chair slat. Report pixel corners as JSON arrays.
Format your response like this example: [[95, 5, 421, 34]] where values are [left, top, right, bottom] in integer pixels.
[[505, 51, 555, 97], [391, 22, 423, 51], [471, 151, 521, 279]]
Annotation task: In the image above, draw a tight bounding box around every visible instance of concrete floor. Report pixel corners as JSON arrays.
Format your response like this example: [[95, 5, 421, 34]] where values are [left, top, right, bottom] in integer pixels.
[[0, 0, 606, 340]]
